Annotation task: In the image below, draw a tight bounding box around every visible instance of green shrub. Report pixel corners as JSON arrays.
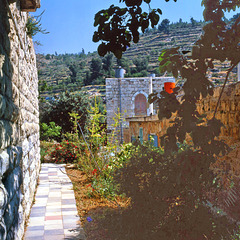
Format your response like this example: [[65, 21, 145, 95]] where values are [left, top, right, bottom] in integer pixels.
[[72, 100, 130, 198], [40, 121, 62, 141], [88, 142, 135, 199], [100, 142, 238, 240], [40, 91, 90, 135]]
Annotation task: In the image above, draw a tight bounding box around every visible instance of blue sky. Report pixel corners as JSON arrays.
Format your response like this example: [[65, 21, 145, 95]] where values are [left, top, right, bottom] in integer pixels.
[[33, 0, 237, 55]]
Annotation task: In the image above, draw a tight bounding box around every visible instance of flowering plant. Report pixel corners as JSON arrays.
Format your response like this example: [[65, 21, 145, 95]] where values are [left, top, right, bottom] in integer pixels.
[[50, 140, 79, 163]]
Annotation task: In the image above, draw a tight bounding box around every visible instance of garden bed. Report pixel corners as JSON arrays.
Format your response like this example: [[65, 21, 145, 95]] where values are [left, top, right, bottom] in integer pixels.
[[64, 141, 240, 240], [66, 167, 130, 240]]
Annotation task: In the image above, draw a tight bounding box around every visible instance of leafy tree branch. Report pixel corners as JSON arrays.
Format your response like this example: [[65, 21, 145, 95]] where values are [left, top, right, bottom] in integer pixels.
[[93, 0, 177, 58]]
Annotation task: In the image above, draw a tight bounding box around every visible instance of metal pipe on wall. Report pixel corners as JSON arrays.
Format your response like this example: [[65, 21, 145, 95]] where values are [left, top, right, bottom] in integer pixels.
[[149, 76, 153, 115], [118, 78, 123, 144], [238, 62, 240, 82]]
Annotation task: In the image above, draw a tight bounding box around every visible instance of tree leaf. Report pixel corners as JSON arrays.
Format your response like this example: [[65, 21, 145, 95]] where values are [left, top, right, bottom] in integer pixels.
[[98, 43, 107, 57], [113, 48, 122, 59], [94, 13, 101, 27], [157, 8, 162, 15], [158, 50, 167, 62], [92, 32, 100, 43]]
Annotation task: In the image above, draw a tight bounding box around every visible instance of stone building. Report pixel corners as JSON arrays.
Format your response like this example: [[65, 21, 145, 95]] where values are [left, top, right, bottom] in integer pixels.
[[106, 72, 175, 143], [0, 0, 40, 239]]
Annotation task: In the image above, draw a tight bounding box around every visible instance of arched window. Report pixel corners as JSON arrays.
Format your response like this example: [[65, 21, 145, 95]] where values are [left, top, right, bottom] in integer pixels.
[[134, 93, 147, 116]]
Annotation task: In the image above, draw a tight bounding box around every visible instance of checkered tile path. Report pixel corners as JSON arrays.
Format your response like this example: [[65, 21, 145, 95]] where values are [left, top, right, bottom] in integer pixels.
[[24, 163, 86, 240]]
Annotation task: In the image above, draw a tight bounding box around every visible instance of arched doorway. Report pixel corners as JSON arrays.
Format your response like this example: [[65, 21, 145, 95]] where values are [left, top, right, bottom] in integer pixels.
[[134, 93, 147, 116]]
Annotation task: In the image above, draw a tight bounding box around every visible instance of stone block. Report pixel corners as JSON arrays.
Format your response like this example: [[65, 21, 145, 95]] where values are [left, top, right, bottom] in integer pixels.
[[21, 138, 29, 157], [210, 99, 217, 111], [3, 167, 22, 200], [23, 170, 30, 191], [213, 87, 221, 98], [6, 229, 14, 240], [8, 146, 22, 169], [229, 113, 235, 125], [11, 123, 19, 146], [0, 74, 5, 96], [4, 73, 12, 99], [0, 182, 8, 218], [22, 154, 28, 173], [235, 83, 240, 96], [12, 84, 19, 106], [4, 190, 21, 232], [0, 150, 9, 178], [0, 120, 13, 149], [3, 98, 19, 122], [225, 101, 230, 112], [28, 147, 36, 168], [231, 101, 236, 111], [14, 204, 24, 240], [28, 135, 35, 150], [0, 94, 6, 118]]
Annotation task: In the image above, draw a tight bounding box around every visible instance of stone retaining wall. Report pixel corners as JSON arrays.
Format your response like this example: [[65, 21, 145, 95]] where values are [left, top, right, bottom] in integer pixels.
[[127, 83, 240, 145], [0, 1, 40, 239], [197, 82, 240, 143]]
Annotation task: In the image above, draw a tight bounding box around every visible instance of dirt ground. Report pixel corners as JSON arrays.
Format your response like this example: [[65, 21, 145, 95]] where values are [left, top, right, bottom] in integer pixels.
[[66, 168, 129, 240]]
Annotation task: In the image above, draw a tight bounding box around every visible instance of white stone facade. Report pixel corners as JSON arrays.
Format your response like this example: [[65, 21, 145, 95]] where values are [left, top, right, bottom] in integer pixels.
[[0, 1, 40, 239], [106, 76, 175, 141]]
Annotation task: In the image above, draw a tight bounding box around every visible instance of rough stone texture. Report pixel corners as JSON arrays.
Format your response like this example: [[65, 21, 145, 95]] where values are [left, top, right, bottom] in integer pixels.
[[126, 83, 240, 146], [106, 76, 175, 142], [196, 82, 240, 144], [0, 1, 40, 239]]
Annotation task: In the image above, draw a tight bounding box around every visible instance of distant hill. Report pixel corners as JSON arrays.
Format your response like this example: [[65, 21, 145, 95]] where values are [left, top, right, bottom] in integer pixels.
[[37, 21, 238, 98], [37, 52, 96, 96], [124, 26, 202, 64]]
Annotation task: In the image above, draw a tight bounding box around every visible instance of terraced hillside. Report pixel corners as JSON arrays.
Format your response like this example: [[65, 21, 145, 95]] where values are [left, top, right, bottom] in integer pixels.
[[123, 25, 238, 85], [37, 24, 238, 98], [37, 52, 95, 96], [124, 26, 203, 65]]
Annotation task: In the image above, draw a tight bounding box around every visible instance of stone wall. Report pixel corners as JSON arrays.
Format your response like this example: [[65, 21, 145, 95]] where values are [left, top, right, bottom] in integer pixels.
[[127, 83, 240, 145], [196, 82, 240, 143], [106, 76, 175, 141], [0, 1, 40, 239]]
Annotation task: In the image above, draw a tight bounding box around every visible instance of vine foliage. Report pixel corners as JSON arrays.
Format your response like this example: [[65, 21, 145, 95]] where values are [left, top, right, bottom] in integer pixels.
[[94, 0, 240, 239], [93, 0, 177, 58]]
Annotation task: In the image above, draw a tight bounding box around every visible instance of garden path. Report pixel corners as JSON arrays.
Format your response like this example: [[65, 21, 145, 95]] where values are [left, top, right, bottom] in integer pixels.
[[24, 163, 86, 240]]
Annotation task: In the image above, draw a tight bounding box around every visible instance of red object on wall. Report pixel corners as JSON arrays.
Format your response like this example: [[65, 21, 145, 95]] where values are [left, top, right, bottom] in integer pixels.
[[164, 82, 175, 94]]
